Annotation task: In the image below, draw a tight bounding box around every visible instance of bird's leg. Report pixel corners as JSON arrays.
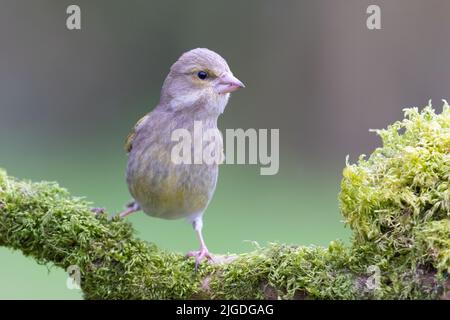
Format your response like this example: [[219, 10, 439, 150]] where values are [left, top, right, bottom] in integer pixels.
[[186, 216, 214, 271], [118, 201, 140, 218]]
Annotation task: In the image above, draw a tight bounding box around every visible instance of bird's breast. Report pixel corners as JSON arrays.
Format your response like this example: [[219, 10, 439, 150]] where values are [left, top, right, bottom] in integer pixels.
[[126, 118, 221, 220]]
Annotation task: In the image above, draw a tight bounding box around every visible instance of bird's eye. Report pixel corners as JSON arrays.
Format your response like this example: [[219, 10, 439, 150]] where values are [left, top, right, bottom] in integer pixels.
[[197, 71, 208, 80]]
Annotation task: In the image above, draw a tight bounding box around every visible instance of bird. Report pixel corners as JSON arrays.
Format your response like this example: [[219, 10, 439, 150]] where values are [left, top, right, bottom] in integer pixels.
[[120, 48, 244, 269]]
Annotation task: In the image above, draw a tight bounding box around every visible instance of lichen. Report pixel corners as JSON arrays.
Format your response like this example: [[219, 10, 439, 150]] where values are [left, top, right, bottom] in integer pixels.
[[0, 102, 449, 299]]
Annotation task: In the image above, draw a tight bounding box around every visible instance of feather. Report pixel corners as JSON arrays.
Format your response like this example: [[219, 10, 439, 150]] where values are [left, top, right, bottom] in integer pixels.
[[124, 113, 149, 152]]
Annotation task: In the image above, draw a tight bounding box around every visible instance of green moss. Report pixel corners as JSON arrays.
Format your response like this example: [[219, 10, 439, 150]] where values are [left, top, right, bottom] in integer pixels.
[[0, 170, 203, 299], [0, 102, 449, 299], [0, 169, 363, 299], [339, 101, 450, 298]]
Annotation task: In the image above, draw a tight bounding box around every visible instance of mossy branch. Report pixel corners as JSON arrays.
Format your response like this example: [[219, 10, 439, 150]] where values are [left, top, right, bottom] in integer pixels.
[[0, 102, 449, 299]]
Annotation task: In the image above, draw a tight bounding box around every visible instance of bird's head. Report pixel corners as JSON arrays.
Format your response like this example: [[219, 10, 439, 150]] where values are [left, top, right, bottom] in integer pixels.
[[159, 48, 244, 115]]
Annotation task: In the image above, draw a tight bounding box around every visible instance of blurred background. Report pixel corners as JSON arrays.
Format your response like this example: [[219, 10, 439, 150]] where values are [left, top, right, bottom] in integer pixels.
[[1, 0, 449, 299]]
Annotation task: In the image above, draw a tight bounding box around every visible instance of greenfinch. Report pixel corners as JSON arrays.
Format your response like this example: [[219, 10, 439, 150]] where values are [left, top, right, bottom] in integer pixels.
[[121, 48, 244, 268]]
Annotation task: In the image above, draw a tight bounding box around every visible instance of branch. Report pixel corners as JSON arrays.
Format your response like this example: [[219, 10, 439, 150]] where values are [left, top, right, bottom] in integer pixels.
[[0, 169, 447, 299]]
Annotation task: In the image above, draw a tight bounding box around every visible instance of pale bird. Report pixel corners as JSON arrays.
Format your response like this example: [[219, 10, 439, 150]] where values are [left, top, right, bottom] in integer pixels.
[[121, 48, 244, 269]]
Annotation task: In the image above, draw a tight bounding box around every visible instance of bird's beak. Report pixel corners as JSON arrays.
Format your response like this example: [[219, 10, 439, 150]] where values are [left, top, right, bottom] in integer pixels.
[[213, 72, 245, 94]]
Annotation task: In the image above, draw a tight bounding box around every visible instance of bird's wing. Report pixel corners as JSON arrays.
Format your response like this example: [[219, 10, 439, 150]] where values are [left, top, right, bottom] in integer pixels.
[[124, 113, 149, 153]]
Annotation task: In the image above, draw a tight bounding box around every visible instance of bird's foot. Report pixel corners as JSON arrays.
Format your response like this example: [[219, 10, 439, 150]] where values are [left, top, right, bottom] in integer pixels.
[[186, 247, 214, 271], [91, 207, 106, 218], [117, 201, 140, 219]]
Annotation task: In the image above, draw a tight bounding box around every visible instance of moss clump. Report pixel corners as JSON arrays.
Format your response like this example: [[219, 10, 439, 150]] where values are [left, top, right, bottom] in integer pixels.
[[340, 101, 450, 298], [208, 241, 360, 299], [0, 169, 202, 299]]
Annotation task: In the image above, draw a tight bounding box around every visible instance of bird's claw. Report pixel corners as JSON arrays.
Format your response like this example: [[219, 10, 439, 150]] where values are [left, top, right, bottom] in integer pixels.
[[114, 201, 141, 220], [186, 248, 214, 271], [91, 207, 106, 218]]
